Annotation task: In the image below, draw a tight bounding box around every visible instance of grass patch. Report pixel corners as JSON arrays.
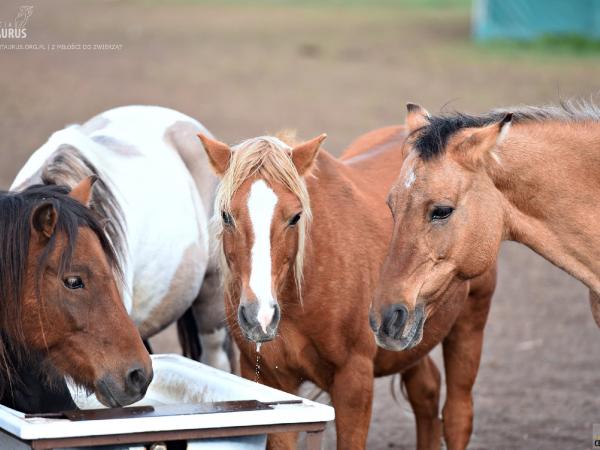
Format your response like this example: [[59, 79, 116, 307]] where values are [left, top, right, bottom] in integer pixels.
[[477, 34, 600, 59]]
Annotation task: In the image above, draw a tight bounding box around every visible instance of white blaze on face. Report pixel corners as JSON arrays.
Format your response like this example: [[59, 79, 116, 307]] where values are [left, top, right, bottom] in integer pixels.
[[247, 179, 278, 334]]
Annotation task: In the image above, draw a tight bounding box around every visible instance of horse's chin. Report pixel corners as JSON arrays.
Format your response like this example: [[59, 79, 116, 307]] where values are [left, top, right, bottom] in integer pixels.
[[238, 321, 278, 344], [375, 332, 423, 351], [241, 328, 277, 344], [94, 377, 146, 408], [94, 386, 124, 408]]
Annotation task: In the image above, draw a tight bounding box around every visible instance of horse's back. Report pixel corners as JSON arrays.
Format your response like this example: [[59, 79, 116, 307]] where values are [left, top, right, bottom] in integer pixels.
[[340, 125, 406, 161], [340, 125, 408, 196]]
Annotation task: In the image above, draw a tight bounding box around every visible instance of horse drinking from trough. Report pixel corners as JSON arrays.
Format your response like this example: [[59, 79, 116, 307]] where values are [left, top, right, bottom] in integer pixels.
[[198, 128, 497, 450], [0, 178, 152, 411], [11, 106, 232, 371]]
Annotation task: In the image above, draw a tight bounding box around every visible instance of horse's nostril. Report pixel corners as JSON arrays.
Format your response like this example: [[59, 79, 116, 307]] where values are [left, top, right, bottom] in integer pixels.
[[382, 304, 409, 339], [272, 303, 281, 325], [239, 304, 250, 326], [126, 367, 147, 392]]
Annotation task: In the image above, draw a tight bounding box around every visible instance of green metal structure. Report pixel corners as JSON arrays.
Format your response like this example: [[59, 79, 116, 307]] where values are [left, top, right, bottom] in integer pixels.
[[473, 0, 600, 41]]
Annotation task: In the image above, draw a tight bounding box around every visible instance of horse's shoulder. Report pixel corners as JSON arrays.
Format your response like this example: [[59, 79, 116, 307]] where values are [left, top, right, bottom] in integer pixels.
[[340, 125, 406, 161]]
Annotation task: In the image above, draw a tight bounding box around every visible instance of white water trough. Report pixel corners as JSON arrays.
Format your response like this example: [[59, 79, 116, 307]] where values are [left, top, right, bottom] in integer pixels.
[[0, 354, 334, 449]]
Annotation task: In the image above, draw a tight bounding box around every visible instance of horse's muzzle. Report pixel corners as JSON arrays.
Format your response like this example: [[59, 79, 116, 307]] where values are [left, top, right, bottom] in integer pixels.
[[238, 302, 280, 343], [95, 364, 153, 407], [370, 303, 425, 351]]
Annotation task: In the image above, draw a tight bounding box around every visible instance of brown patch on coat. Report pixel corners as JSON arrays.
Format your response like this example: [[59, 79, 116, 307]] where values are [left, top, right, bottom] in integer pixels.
[[80, 115, 109, 134], [92, 135, 143, 157], [164, 120, 219, 216], [138, 242, 205, 338]]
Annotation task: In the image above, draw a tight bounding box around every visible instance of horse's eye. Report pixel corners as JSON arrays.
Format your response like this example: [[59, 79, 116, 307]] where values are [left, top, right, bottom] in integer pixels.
[[288, 212, 302, 227], [222, 211, 234, 226], [64, 276, 84, 290], [430, 206, 454, 221]]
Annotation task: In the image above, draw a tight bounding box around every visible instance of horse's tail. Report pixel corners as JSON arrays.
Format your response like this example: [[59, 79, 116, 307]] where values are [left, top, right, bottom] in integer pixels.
[[390, 373, 409, 404], [176, 307, 202, 361]]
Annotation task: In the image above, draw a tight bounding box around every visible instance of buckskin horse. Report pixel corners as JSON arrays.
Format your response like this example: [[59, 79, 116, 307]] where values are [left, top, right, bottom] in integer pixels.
[[198, 128, 497, 449], [0, 178, 152, 411], [11, 106, 232, 371], [371, 100, 600, 447]]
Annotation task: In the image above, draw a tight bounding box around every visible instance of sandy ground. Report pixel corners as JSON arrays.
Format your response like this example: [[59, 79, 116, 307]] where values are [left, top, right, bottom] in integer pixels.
[[0, 1, 598, 448]]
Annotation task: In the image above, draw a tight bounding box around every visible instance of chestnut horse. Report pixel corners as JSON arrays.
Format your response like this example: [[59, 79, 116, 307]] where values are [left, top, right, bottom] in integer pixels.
[[375, 101, 600, 335], [199, 129, 497, 449], [0, 178, 152, 410], [11, 106, 232, 371]]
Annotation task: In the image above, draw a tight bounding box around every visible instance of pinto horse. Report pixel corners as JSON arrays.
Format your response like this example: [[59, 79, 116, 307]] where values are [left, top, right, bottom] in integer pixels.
[[0, 178, 152, 410], [199, 129, 496, 450], [11, 106, 232, 371]]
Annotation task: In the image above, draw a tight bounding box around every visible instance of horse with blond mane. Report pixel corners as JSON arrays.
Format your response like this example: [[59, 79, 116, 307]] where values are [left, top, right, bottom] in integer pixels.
[[198, 127, 497, 450]]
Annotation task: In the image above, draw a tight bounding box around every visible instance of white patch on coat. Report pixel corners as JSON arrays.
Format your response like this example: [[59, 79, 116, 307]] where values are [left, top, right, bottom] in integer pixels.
[[404, 169, 416, 188], [491, 120, 511, 165], [247, 179, 278, 333]]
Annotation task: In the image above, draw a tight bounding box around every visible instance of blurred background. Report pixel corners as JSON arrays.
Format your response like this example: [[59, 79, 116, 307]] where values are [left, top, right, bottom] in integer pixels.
[[0, 1, 598, 449]]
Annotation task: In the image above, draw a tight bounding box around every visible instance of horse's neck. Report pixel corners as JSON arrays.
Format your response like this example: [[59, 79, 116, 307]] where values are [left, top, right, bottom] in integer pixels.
[[0, 344, 77, 413], [495, 121, 600, 292], [298, 151, 397, 299]]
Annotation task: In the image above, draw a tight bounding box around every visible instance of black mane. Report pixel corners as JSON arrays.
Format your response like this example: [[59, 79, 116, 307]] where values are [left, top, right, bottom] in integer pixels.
[[413, 99, 600, 161], [0, 183, 121, 399], [412, 112, 505, 161]]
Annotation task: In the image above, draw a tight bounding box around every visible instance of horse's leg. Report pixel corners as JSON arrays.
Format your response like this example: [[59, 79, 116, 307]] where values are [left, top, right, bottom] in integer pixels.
[[176, 307, 201, 360], [330, 355, 374, 450], [441, 269, 494, 450], [589, 289, 600, 327], [191, 268, 232, 372], [401, 356, 442, 450], [239, 354, 298, 450]]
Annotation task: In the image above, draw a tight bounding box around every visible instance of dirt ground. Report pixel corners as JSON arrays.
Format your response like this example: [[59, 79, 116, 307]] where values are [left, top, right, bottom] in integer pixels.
[[0, 1, 598, 448]]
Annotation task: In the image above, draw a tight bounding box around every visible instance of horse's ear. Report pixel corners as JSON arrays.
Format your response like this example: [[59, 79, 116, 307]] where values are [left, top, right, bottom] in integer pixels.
[[455, 113, 512, 168], [406, 103, 430, 133], [31, 202, 58, 240], [69, 175, 97, 207], [291, 134, 327, 176], [198, 134, 231, 177]]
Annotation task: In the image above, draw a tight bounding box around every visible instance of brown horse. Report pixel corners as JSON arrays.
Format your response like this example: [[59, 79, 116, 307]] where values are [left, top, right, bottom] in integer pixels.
[[375, 100, 600, 330], [199, 128, 496, 450], [0, 177, 152, 408], [372, 100, 600, 446]]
